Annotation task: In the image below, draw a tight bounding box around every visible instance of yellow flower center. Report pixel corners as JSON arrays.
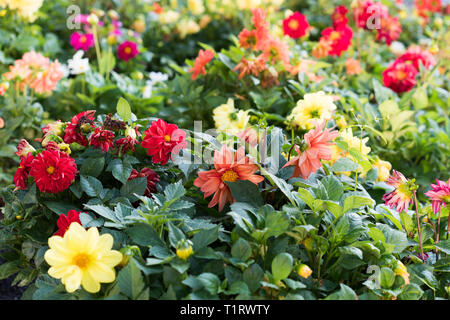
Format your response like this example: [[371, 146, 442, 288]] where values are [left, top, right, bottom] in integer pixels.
[[124, 47, 132, 54], [309, 108, 320, 118], [46, 166, 55, 174], [80, 36, 87, 43], [164, 135, 171, 142], [288, 19, 299, 30], [73, 253, 90, 269], [222, 170, 238, 182], [396, 70, 406, 80], [329, 31, 340, 41]]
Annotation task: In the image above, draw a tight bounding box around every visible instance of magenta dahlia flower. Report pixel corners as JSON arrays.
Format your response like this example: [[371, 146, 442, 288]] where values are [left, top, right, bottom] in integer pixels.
[[425, 179, 450, 214]]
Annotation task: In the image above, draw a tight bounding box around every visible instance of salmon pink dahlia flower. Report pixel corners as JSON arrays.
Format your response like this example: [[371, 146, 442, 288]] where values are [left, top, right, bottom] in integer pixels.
[[54, 210, 83, 237], [424, 179, 450, 214], [382, 60, 418, 93], [29, 150, 77, 193], [189, 49, 215, 80], [283, 121, 339, 179], [70, 32, 94, 52], [283, 12, 309, 39], [117, 41, 139, 62], [382, 170, 415, 212], [194, 145, 264, 212], [141, 119, 186, 165]]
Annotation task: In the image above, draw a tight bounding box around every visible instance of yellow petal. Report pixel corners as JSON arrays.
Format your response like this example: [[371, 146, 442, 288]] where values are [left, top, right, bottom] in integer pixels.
[[98, 250, 123, 267], [62, 266, 82, 293], [81, 270, 101, 293], [66, 223, 88, 252], [84, 227, 99, 254], [95, 233, 114, 254], [44, 249, 71, 266], [88, 262, 116, 283]]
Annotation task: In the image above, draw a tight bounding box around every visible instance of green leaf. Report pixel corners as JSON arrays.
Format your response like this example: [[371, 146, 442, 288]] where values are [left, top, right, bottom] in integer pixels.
[[343, 195, 374, 213], [117, 97, 132, 122], [320, 175, 344, 201], [325, 284, 358, 300], [197, 273, 221, 295], [80, 157, 105, 178], [297, 188, 315, 209], [434, 240, 450, 255], [231, 239, 252, 262], [120, 177, 147, 201], [331, 157, 359, 172], [167, 222, 185, 248], [125, 223, 166, 247], [378, 100, 400, 119], [400, 211, 414, 234], [227, 180, 263, 208], [80, 175, 104, 198], [0, 261, 20, 280], [84, 204, 119, 223], [379, 267, 396, 289], [272, 253, 294, 282], [163, 180, 186, 201], [44, 201, 82, 215], [192, 226, 219, 250], [117, 259, 145, 299], [243, 263, 264, 293], [107, 158, 132, 184], [378, 224, 408, 254], [398, 283, 424, 300]]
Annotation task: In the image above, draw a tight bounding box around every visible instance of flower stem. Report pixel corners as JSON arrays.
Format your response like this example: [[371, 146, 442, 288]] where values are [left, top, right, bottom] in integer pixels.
[[435, 207, 442, 259], [413, 191, 425, 261]]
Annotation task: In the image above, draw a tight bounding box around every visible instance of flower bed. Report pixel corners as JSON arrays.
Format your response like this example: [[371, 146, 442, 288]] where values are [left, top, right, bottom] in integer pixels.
[[0, 0, 449, 300]]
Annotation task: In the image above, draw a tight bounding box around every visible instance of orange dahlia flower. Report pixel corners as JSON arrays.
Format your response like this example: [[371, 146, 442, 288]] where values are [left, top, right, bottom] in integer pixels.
[[194, 145, 264, 211]]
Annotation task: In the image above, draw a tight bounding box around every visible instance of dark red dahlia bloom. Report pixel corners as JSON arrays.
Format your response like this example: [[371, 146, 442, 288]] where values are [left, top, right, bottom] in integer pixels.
[[382, 60, 418, 93], [64, 110, 96, 146], [128, 168, 160, 197], [398, 46, 437, 70], [54, 210, 83, 237], [331, 5, 348, 28], [321, 25, 353, 57], [117, 41, 139, 62], [115, 136, 138, 154], [353, 0, 389, 30], [282, 11, 309, 39], [89, 127, 115, 152], [376, 16, 401, 46], [29, 150, 77, 193], [13, 153, 35, 190], [141, 119, 187, 165]]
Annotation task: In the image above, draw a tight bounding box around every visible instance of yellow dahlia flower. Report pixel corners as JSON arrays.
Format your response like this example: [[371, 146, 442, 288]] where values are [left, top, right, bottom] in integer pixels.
[[177, 19, 201, 39], [287, 91, 337, 130], [7, 0, 43, 21], [44, 223, 122, 293], [236, 0, 261, 10], [213, 98, 250, 135], [187, 0, 205, 15], [159, 10, 180, 24], [372, 158, 392, 182], [297, 264, 313, 279]]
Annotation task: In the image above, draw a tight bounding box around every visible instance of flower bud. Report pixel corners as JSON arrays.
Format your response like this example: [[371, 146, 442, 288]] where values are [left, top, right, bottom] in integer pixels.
[[16, 215, 23, 220], [108, 10, 120, 20], [125, 126, 137, 139], [176, 239, 193, 260], [107, 34, 117, 45], [132, 20, 146, 33], [87, 13, 99, 25], [15, 139, 36, 158], [297, 264, 313, 279], [394, 261, 410, 285], [303, 238, 314, 251]]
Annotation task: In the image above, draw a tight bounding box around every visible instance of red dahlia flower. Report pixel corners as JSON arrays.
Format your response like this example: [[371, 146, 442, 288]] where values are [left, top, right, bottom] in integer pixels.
[[13, 153, 35, 190], [189, 49, 215, 80], [424, 179, 450, 214], [117, 41, 139, 62], [64, 110, 96, 146], [283, 12, 309, 39], [70, 32, 95, 52], [331, 5, 349, 28], [141, 119, 187, 165], [54, 210, 83, 237], [353, 0, 389, 30], [320, 25, 353, 57], [415, 0, 442, 17], [398, 46, 437, 70], [89, 127, 115, 152], [128, 168, 160, 197], [382, 60, 418, 93], [29, 150, 77, 193], [376, 16, 402, 46]]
